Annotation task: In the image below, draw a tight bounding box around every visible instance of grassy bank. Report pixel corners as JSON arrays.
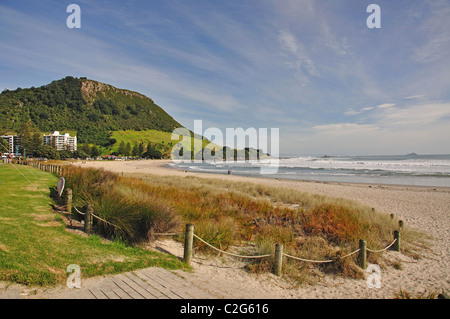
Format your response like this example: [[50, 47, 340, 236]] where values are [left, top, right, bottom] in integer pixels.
[[0, 164, 186, 287]]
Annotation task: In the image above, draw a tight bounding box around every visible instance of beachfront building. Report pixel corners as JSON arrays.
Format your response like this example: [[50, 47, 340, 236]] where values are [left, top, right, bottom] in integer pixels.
[[0, 135, 21, 156], [43, 131, 77, 151]]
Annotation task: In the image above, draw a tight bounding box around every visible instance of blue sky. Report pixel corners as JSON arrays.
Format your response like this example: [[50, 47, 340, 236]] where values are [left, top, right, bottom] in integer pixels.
[[1, 0, 449, 155]]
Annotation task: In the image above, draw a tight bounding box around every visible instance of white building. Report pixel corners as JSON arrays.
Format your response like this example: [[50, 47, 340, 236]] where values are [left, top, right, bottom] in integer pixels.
[[0, 135, 21, 156], [43, 131, 77, 151]]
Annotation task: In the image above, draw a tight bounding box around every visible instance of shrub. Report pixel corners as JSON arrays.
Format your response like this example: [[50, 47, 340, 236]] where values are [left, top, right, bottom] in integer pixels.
[[62, 167, 180, 244]]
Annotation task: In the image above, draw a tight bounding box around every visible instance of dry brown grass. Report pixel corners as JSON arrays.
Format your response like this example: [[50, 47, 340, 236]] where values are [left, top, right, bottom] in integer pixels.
[[126, 173, 425, 282]]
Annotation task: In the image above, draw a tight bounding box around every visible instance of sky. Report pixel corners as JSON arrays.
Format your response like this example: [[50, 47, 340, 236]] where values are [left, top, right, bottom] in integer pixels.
[[1, 0, 449, 156]]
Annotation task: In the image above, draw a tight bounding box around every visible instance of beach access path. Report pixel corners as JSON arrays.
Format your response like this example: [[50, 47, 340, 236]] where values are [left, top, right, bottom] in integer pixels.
[[0, 267, 217, 299]]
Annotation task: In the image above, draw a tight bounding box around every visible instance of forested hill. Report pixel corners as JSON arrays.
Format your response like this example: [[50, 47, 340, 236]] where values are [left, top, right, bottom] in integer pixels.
[[0, 76, 181, 145]]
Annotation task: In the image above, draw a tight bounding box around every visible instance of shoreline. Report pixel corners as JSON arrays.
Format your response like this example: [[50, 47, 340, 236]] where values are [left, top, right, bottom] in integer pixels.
[[164, 161, 450, 192], [70, 159, 449, 298], [78, 158, 450, 192]]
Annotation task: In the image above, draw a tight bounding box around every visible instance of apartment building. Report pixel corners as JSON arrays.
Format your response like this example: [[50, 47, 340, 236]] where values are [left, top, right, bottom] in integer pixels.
[[0, 135, 21, 156], [43, 131, 77, 151]]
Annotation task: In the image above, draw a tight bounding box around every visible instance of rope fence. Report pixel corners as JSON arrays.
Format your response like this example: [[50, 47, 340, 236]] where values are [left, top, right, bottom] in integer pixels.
[[162, 223, 403, 276], [23, 160, 403, 277], [193, 234, 274, 259]]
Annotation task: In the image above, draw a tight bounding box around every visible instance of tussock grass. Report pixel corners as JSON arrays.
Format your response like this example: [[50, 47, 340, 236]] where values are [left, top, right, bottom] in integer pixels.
[[61, 167, 425, 283], [129, 172, 426, 282], [63, 166, 181, 243]]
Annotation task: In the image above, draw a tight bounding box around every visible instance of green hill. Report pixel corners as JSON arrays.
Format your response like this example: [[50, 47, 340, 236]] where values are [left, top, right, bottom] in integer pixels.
[[0, 76, 181, 146]]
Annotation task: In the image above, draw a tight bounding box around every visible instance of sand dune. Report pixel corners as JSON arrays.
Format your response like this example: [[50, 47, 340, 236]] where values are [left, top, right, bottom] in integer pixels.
[[74, 159, 449, 298]]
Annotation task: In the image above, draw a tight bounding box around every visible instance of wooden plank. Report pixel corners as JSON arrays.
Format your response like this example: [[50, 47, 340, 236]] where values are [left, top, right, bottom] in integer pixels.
[[134, 269, 182, 299], [103, 278, 132, 299], [126, 273, 168, 299], [99, 284, 121, 299], [112, 276, 145, 299], [151, 268, 213, 299], [88, 287, 108, 299], [120, 274, 158, 299], [141, 268, 195, 299]]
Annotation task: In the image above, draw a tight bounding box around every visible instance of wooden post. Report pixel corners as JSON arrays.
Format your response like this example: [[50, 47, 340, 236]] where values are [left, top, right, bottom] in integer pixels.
[[398, 220, 404, 229], [392, 230, 400, 252], [274, 243, 284, 276], [390, 213, 395, 220], [183, 224, 194, 266], [358, 239, 367, 269], [84, 203, 93, 234], [66, 188, 72, 214]]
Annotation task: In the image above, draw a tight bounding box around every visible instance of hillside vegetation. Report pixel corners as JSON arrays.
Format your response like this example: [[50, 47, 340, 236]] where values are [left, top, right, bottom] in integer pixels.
[[0, 76, 181, 146]]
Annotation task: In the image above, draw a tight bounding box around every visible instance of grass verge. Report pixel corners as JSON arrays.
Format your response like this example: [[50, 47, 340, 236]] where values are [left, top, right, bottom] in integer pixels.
[[0, 164, 186, 287]]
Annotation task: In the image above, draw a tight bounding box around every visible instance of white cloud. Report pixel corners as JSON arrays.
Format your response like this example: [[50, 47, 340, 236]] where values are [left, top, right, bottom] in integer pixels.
[[344, 106, 373, 116], [278, 29, 319, 82], [376, 103, 396, 109], [379, 103, 450, 128], [313, 123, 379, 134], [404, 94, 427, 99]]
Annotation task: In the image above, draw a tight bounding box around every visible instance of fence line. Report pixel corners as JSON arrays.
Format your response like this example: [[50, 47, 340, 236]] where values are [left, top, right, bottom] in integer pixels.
[[191, 232, 397, 264], [160, 224, 402, 276]]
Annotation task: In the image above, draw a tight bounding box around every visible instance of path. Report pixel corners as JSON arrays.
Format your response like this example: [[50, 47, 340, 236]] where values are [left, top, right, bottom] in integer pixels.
[[0, 267, 217, 299]]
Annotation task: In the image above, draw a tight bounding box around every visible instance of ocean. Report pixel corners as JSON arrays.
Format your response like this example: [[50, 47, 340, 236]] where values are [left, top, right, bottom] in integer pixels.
[[169, 154, 450, 187]]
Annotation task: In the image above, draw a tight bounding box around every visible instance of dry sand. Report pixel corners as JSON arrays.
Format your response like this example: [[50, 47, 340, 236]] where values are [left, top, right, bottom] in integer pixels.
[[71, 159, 449, 299]]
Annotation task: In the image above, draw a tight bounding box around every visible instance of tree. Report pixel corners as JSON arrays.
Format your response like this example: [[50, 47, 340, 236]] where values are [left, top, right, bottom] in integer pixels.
[[124, 142, 131, 157], [30, 132, 43, 155], [138, 142, 144, 157], [0, 137, 9, 153], [90, 145, 101, 158], [132, 143, 139, 157], [35, 145, 60, 160], [58, 150, 72, 160], [18, 121, 41, 156], [144, 142, 162, 159], [72, 149, 88, 159], [18, 121, 33, 155], [81, 140, 90, 154], [118, 141, 126, 155]]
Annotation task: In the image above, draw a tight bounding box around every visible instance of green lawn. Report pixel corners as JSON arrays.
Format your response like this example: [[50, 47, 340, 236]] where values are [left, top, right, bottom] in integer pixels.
[[111, 129, 176, 148], [0, 163, 186, 287], [110, 129, 219, 153]]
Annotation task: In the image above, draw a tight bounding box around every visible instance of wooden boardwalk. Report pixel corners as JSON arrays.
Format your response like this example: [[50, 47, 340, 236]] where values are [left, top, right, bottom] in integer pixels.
[[0, 267, 217, 299], [62, 267, 216, 299]]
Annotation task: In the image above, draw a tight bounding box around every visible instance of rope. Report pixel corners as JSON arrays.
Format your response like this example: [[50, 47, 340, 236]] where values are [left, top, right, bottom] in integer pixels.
[[73, 206, 85, 215], [90, 212, 122, 229], [338, 249, 361, 259], [153, 231, 398, 263], [366, 238, 397, 253], [193, 234, 273, 259], [282, 252, 334, 263]]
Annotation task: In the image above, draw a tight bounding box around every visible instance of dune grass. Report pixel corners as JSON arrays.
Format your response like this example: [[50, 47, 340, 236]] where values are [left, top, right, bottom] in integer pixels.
[[54, 165, 425, 283], [130, 173, 427, 282], [0, 164, 186, 287]]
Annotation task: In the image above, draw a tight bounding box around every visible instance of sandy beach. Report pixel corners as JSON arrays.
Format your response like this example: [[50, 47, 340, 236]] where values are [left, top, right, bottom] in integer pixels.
[[68, 159, 449, 299]]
